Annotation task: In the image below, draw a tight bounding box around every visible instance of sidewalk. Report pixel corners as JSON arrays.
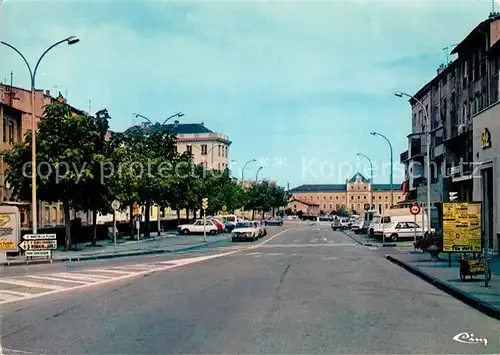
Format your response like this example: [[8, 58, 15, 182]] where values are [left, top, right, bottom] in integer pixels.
[[386, 250, 500, 320], [2, 232, 230, 266]]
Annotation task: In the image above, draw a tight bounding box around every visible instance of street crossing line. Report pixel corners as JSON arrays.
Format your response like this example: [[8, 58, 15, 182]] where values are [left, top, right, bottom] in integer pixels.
[[0, 289, 33, 297], [0, 279, 63, 290], [0, 292, 23, 302], [86, 269, 132, 274], [53, 273, 111, 282], [25, 275, 88, 284]]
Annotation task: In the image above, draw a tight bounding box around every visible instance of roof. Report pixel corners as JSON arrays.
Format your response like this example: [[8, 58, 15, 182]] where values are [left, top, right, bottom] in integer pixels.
[[489, 38, 500, 54], [289, 198, 319, 207], [412, 60, 458, 102], [290, 184, 346, 193], [290, 183, 400, 193], [347, 172, 369, 183], [125, 122, 214, 135], [451, 14, 500, 55]]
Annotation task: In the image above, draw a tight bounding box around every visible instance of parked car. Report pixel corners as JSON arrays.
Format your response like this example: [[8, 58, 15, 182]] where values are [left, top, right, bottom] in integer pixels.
[[265, 217, 283, 226], [177, 219, 219, 235], [232, 221, 261, 242], [382, 221, 435, 242], [351, 219, 364, 234], [209, 218, 224, 233], [339, 218, 350, 229]]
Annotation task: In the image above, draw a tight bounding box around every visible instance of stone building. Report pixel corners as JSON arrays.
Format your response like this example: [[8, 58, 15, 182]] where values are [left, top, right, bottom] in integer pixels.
[[288, 173, 403, 216]]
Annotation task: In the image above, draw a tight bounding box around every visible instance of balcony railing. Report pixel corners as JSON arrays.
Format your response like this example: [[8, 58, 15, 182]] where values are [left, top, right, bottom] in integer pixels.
[[445, 162, 473, 178]]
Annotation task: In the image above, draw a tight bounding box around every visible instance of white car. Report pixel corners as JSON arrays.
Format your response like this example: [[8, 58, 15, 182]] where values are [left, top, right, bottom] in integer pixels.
[[177, 219, 218, 235], [232, 221, 260, 242], [383, 221, 435, 242], [351, 219, 364, 234]]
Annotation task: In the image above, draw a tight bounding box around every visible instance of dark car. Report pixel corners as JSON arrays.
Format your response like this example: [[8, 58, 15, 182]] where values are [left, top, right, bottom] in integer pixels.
[[265, 217, 283, 226]]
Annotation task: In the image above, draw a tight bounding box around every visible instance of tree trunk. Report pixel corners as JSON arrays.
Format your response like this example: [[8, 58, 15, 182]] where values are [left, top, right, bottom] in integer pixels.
[[251, 209, 255, 220], [186, 208, 190, 220], [176, 208, 181, 225], [145, 200, 151, 238], [193, 209, 197, 219], [272, 207, 275, 217], [63, 201, 71, 250], [91, 209, 98, 245]]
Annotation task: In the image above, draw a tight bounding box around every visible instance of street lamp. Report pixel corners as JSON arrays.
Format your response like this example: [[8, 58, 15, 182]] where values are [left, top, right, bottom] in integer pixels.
[[370, 131, 394, 207], [231, 158, 256, 182], [357, 153, 374, 208], [256, 166, 263, 181], [1, 36, 80, 234], [395, 91, 431, 232]]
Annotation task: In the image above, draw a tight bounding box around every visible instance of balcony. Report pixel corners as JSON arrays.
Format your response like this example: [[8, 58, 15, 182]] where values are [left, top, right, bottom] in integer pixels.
[[400, 150, 408, 163], [446, 162, 473, 179]]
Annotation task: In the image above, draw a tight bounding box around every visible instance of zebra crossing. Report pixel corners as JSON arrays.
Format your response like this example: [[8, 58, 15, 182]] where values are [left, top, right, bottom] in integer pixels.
[[0, 256, 221, 306]]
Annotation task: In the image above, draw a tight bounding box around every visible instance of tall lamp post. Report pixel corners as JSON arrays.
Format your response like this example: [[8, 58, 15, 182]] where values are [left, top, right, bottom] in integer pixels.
[[395, 91, 431, 232], [132, 111, 184, 236], [231, 158, 256, 182], [255, 166, 263, 181], [370, 131, 394, 208], [357, 153, 374, 208], [1, 36, 80, 233]]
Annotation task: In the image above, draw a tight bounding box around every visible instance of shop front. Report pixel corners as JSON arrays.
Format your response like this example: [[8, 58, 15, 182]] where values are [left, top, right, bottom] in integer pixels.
[[472, 101, 500, 254]]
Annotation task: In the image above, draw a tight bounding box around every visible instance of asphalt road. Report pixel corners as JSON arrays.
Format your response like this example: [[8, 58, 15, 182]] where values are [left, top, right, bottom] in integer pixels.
[[1, 224, 499, 354]]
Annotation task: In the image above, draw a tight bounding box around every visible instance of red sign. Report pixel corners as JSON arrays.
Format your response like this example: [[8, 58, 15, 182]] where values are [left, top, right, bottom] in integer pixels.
[[410, 202, 421, 215]]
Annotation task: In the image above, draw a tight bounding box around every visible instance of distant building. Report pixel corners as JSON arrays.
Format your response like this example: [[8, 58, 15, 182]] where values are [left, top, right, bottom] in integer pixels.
[[127, 120, 232, 171], [288, 173, 403, 216]]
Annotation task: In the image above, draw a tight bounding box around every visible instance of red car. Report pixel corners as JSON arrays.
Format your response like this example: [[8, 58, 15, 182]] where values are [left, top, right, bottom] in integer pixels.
[[209, 218, 224, 233]]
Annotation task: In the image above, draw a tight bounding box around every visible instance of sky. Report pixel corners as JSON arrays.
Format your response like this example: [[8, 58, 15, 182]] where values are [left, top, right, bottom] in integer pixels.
[[0, 0, 496, 188]]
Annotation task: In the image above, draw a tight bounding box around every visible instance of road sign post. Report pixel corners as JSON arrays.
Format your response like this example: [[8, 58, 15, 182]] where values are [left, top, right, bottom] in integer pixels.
[[202, 198, 208, 242], [19, 233, 57, 262], [410, 202, 421, 249], [111, 200, 120, 249]]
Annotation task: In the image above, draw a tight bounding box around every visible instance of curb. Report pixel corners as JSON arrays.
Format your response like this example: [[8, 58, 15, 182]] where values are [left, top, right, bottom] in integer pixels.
[[1, 239, 226, 267], [386, 255, 500, 321]]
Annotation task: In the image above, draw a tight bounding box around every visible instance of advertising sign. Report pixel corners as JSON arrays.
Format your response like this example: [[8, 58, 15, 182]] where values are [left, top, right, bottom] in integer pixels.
[[0, 210, 19, 252], [443, 202, 482, 252], [19, 239, 57, 251]]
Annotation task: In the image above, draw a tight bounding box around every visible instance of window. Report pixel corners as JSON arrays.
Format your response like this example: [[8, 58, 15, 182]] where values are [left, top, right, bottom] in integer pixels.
[[379, 196, 382, 199], [363, 196, 367, 200], [385, 196, 388, 200], [186, 145, 192, 154], [201, 144, 207, 155], [357, 196, 360, 199], [8, 121, 14, 144], [336, 196, 339, 200], [351, 204, 354, 209], [218, 145, 221, 156], [363, 186, 366, 190], [335, 204, 339, 209], [329, 196, 332, 200], [385, 204, 388, 209], [2, 117, 6, 142], [351, 196, 354, 200], [225, 146, 228, 157]]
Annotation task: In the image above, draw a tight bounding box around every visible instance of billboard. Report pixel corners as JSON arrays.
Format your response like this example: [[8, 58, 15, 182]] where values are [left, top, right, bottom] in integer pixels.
[[442, 202, 482, 252], [0, 207, 20, 253]]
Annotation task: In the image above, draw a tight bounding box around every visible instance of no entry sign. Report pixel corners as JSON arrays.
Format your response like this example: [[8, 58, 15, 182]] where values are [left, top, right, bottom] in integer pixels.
[[410, 203, 421, 215]]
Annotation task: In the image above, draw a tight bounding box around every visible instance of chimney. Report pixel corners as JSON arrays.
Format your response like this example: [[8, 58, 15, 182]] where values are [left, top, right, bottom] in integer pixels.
[[200, 121, 204, 126], [45, 90, 50, 96], [174, 120, 179, 128]]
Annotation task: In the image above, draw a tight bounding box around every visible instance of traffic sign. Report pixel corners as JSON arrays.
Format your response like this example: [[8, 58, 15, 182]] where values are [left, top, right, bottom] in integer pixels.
[[19, 239, 57, 251], [25, 250, 51, 257], [449, 192, 458, 201], [364, 203, 370, 211], [410, 202, 421, 215], [112, 200, 120, 211], [22, 233, 56, 240]]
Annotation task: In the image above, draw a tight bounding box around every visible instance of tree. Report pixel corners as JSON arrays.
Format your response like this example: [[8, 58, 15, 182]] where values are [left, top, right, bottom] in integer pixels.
[[244, 181, 273, 220], [3, 101, 104, 249], [269, 183, 291, 217]]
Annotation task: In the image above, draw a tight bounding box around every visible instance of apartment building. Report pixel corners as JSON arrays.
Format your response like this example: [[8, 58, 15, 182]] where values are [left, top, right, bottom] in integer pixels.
[[288, 173, 403, 216], [400, 13, 500, 206]]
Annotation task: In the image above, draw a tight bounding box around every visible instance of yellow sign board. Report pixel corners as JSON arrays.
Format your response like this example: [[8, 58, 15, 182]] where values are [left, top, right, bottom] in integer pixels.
[[443, 202, 482, 252]]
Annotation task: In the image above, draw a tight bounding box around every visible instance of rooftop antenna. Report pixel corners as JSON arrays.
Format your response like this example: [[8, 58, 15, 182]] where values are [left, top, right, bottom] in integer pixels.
[[9, 70, 13, 88], [88, 99, 92, 114], [442, 44, 458, 66]]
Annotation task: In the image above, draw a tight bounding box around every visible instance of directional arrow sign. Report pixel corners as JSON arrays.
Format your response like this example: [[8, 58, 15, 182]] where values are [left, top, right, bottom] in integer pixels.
[[25, 250, 51, 257], [19, 239, 57, 251], [22, 234, 57, 240]]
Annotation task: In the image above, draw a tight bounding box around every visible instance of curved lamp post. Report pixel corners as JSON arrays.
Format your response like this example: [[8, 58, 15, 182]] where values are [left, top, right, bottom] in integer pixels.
[[370, 131, 394, 208], [357, 153, 374, 208], [231, 158, 256, 182], [395, 91, 431, 232], [1, 36, 80, 233], [255, 166, 263, 181]]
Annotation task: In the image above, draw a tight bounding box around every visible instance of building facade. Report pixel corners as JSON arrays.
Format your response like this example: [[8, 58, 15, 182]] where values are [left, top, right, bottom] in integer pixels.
[[400, 14, 500, 207], [130, 120, 232, 172], [288, 173, 403, 216]]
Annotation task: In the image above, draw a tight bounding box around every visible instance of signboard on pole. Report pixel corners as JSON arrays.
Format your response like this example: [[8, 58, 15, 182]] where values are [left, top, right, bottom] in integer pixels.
[[442, 202, 481, 252], [19, 239, 57, 251], [0, 207, 20, 253], [25, 250, 51, 257]]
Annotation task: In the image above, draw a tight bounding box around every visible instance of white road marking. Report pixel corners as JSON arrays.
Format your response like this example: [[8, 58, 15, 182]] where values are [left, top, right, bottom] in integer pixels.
[[0, 279, 63, 290], [323, 256, 339, 260], [241, 252, 260, 256], [266, 252, 284, 256], [52, 273, 111, 282], [25, 275, 88, 284], [0, 292, 24, 302], [260, 243, 357, 248], [0, 229, 291, 306], [0, 290, 33, 297], [88, 268, 132, 274]]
